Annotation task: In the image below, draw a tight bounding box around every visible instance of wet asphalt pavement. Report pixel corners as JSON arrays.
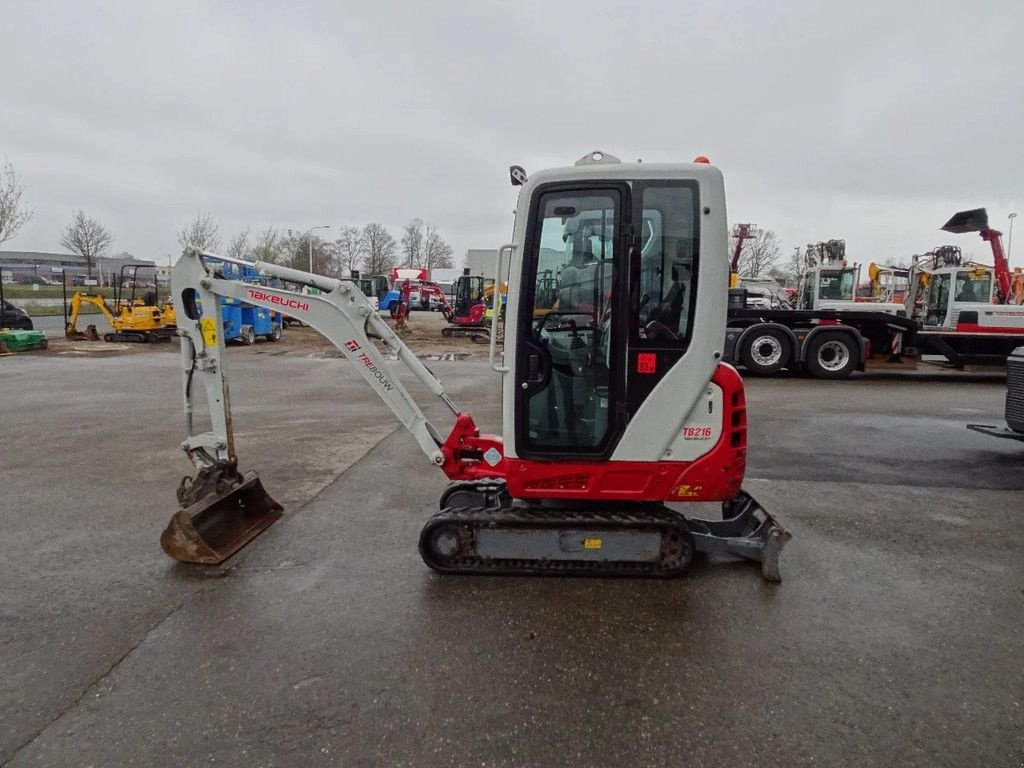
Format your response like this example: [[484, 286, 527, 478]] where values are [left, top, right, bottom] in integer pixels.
[[1, 351, 1022, 767]]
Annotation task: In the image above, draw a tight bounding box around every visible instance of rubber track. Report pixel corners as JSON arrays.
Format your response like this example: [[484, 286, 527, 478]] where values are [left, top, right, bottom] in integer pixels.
[[419, 504, 694, 578]]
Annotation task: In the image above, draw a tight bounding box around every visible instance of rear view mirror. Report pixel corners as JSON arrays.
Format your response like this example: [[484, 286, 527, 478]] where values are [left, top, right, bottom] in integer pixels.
[[509, 165, 528, 186]]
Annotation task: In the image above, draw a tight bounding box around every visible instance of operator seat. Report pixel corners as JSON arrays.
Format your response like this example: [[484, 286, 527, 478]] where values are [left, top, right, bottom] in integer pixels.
[[648, 265, 689, 338], [956, 281, 978, 302]]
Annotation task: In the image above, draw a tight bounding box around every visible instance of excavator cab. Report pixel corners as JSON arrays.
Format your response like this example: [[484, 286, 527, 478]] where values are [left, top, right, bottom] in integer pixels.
[[453, 275, 486, 317]]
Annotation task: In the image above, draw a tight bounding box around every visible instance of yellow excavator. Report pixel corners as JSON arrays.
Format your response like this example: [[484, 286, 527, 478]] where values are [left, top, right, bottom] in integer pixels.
[[482, 279, 508, 319], [866, 263, 911, 303], [65, 265, 176, 342]]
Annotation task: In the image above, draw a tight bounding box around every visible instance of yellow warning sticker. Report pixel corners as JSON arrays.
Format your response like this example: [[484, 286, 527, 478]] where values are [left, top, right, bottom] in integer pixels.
[[584, 538, 602, 550], [672, 484, 703, 498], [200, 317, 217, 346]]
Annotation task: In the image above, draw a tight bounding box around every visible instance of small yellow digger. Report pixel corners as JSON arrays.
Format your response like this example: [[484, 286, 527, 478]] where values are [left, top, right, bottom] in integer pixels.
[[64, 266, 176, 343]]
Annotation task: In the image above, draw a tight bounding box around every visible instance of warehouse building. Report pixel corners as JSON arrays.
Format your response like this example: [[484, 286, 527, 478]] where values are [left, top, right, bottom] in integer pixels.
[[464, 248, 510, 280], [0, 251, 157, 285]]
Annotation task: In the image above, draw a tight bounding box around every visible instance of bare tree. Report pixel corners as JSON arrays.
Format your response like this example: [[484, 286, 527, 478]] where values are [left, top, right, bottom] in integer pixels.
[[422, 224, 454, 269], [0, 160, 33, 246], [734, 229, 782, 278], [400, 218, 424, 268], [177, 212, 221, 254], [363, 222, 397, 275], [335, 225, 365, 274], [784, 246, 804, 286], [59, 210, 114, 278], [227, 229, 251, 260], [251, 227, 287, 264]]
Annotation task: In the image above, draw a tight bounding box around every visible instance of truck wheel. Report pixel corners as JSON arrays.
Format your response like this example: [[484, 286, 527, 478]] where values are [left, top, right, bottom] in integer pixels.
[[240, 325, 256, 345], [266, 325, 282, 342], [740, 328, 791, 376], [805, 331, 858, 380]]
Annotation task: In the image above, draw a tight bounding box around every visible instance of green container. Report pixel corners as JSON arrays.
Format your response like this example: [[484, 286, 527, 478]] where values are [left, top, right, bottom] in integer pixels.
[[0, 329, 48, 353]]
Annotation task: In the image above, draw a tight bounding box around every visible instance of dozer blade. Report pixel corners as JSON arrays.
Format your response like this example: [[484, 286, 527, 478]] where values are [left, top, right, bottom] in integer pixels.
[[160, 471, 283, 564], [942, 208, 989, 234], [686, 491, 792, 582]]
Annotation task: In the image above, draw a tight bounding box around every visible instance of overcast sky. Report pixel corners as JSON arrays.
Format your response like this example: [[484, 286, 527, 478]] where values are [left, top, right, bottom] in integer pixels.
[[3, 0, 1022, 269]]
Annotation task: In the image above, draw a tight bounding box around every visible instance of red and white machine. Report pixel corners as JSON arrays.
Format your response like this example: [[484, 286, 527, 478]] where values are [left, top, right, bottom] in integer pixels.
[[161, 151, 790, 580], [901, 210, 1024, 363]]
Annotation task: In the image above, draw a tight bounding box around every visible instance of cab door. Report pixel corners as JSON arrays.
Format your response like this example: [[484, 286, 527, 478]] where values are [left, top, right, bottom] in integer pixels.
[[514, 185, 628, 459], [925, 273, 951, 326]]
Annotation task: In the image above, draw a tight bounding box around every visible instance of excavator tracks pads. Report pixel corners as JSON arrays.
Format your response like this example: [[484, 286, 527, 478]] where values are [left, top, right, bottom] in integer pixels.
[[420, 490, 789, 581]]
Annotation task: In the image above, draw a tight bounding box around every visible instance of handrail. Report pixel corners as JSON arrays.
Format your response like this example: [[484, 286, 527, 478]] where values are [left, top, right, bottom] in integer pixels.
[[489, 244, 515, 373]]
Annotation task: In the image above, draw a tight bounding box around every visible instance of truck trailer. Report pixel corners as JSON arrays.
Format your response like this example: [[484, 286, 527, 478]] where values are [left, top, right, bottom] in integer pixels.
[[724, 209, 1024, 379]]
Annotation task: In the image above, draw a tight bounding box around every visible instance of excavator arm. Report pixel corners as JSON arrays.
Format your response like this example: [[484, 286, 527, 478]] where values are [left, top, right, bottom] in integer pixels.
[[65, 292, 118, 339], [175, 248, 464, 471], [164, 248, 481, 563]]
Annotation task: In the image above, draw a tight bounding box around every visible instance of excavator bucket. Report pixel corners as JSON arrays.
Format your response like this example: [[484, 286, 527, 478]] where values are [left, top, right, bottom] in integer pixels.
[[942, 208, 989, 234], [160, 470, 282, 564], [65, 324, 100, 341]]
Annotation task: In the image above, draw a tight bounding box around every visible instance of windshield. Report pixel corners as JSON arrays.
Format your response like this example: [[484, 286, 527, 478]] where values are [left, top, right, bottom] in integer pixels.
[[954, 270, 991, 303], [818, 268, 855, 301]]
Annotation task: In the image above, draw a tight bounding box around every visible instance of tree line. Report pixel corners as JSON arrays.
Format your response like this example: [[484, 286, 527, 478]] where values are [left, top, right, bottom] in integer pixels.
[[0, 159, 455, 279], [178, 215, 455, 278], [2, 156, 829, 287]]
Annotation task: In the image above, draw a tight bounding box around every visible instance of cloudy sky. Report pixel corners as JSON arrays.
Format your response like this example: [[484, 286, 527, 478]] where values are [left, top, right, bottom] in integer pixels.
[[3, 0, 1022, 269]]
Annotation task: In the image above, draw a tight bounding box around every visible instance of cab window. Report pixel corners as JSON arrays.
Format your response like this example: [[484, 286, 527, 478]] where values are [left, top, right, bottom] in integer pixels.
[[633, 183, 698, 344], [954, 271, 991, 303], [818, 269, 855, 301]]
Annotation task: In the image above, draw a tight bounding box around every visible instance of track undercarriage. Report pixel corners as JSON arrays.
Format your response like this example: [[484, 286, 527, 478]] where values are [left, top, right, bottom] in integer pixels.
[[102, 327, 177, 343], [420, 481, 790, 581], [440, 324, 490, 342]]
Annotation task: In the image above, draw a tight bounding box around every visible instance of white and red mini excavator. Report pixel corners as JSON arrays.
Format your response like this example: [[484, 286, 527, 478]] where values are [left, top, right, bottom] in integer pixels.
[[161, 151, 790, 580]]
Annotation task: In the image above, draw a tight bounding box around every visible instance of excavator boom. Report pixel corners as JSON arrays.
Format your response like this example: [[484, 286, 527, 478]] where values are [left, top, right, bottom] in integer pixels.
[[164, 249, 472, 562]]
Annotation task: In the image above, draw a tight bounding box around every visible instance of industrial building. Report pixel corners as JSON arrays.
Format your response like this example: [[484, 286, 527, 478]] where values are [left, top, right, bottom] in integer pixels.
[[0, 250, 157, 285]]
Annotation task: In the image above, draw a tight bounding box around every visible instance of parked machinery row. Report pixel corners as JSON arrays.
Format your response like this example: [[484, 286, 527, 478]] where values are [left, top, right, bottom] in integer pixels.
[[725, 209, 1024, 379]]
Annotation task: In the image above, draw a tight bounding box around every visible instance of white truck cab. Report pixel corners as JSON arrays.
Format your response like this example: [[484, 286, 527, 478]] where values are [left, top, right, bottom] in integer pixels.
[[797, 264, 905, 315]]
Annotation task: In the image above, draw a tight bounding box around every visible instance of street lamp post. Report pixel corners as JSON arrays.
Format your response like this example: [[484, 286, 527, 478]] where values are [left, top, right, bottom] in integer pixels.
[[1008, 212, 1018, 264], [305, 225, 331, 273]]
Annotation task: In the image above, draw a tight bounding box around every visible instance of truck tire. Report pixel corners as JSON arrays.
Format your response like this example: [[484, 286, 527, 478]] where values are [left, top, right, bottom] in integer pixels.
[[739, 328, 791, 376], [805, 331, 858, 380], [240, 325, 256, 345], [266, 325, 282, 342]]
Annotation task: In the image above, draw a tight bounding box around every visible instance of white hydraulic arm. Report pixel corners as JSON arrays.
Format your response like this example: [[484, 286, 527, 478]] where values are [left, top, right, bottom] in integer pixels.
[[173, 247, 458, 472]]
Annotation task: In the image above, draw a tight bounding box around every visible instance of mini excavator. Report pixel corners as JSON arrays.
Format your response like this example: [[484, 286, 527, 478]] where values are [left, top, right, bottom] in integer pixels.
[[161, 152, 790, 580]]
